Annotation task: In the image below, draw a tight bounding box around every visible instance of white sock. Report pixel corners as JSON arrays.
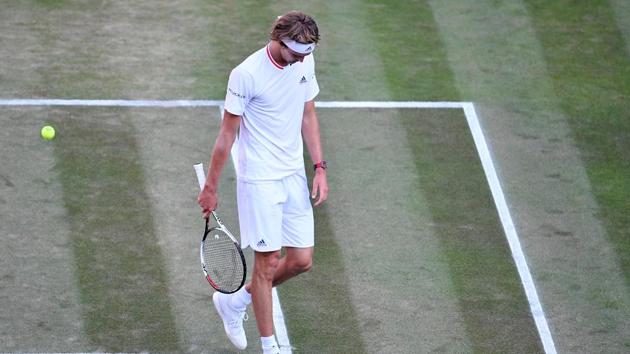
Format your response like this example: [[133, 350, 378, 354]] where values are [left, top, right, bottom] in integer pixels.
[[261, 335, 277, 349], [230, 286, 252, 310]]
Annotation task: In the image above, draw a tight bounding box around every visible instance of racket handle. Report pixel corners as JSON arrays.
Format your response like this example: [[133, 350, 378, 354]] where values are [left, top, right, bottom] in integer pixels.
[[194, 163, 206, 191]]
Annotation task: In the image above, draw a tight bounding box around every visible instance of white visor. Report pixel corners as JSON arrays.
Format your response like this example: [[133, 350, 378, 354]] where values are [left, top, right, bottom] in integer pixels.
[[281, 38, 316, 55]]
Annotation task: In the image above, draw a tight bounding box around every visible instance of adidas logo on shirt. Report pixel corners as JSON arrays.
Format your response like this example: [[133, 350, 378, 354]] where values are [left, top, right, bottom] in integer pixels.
[[299, 76, 307, 84], [257, 239, 267, 247]]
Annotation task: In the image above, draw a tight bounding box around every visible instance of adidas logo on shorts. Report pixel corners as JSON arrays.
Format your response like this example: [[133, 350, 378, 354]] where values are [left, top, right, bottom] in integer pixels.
[[257, 239, 267, 247]]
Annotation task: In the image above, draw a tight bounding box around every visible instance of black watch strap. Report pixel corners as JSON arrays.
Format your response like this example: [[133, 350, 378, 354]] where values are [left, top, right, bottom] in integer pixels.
[[313, 160, 327, 171]]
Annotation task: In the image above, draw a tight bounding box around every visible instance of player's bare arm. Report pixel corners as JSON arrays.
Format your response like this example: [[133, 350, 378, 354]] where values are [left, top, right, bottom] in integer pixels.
[[302, 99, 328, 206], [198, 110, 241, 217]]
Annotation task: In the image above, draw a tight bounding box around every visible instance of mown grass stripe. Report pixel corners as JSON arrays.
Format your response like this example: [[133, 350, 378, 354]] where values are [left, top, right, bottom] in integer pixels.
[[279, 176, 366, 352], [363, 1, 542, 350], [315, 108, 476, 352], [402, 108, 543, 353], [52, 108, 179, 351], [524, 0, 630, 290], [610, 0, 630, 56], [364, 0, 459, 101], [427, 1, 630, 351], [277, 204, 367, 352], [191, 0, 276, 99]]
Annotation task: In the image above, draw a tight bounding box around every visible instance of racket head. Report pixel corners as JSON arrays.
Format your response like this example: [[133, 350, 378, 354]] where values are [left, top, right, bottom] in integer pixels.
[[200, 223, 247, 294]]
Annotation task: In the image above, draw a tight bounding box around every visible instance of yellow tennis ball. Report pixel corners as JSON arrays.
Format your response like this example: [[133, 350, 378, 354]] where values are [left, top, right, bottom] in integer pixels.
[[41, 125, 56, 140]]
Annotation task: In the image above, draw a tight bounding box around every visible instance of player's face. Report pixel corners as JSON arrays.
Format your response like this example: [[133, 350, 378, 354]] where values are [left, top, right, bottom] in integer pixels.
[[280, 42, 308, 65]]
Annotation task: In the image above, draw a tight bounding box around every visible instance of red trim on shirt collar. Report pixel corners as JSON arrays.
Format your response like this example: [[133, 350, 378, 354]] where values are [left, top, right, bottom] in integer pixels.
[[266, 43, 284, 70]]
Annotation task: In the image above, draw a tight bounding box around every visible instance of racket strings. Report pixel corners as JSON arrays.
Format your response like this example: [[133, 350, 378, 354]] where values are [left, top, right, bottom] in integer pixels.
[[202, 230, 245, 292]]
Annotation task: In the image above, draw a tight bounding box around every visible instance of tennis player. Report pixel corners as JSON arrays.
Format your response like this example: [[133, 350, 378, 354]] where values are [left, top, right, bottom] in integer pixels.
[[198, 11, 327, 354]]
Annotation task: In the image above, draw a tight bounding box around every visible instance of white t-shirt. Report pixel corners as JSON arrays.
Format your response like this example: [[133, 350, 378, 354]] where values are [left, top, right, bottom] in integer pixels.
[[224, 43, 320, 182]]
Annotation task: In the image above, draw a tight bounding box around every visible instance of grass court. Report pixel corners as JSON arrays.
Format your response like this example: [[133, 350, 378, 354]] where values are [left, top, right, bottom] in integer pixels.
[[1, 1, 629, 353]]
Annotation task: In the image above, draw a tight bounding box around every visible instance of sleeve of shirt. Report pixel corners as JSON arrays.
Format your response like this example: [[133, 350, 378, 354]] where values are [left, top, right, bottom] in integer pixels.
[[305, 56, 320, 102], [224, 67, 252, 116]]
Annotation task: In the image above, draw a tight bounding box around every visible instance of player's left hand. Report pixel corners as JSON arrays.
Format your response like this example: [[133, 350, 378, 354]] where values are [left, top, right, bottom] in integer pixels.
[[311, 169, 328, 206]]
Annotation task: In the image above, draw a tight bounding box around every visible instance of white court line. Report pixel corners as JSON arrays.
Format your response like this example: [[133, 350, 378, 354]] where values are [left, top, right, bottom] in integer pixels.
[[0, 98, 224, 107], [462, 103, 556, 354], [0, 98, 465, 108], [1, 98, 556, 353], [315, 101, 465, 108], [272, 288, 293, 353]]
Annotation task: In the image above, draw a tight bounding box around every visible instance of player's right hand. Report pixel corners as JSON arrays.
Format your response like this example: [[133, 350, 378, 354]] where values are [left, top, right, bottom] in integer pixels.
[[198, 188, 218, 219]]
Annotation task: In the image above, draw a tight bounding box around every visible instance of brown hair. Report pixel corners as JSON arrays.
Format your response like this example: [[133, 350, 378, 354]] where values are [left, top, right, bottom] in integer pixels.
[[270, 11, 320, 44]]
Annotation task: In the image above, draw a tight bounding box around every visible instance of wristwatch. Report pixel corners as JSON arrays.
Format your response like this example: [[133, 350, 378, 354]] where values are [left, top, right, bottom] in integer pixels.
[[313, 160, 327, 171]]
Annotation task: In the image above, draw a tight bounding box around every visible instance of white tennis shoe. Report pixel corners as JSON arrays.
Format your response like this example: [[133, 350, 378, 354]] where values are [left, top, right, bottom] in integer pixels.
[[213, 292, 248, 350], [263, 345, 281, 354]]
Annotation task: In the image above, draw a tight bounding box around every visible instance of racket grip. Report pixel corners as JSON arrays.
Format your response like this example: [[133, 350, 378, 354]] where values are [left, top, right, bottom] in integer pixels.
[[194, 163, 206, 191]]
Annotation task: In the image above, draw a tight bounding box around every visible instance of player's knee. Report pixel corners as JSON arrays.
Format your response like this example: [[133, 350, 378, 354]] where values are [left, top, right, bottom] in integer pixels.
[[254, 251, 281, 281], [299, 259, 313, 274], [268, 255, 281, 273], [291, 255, 312, 275]]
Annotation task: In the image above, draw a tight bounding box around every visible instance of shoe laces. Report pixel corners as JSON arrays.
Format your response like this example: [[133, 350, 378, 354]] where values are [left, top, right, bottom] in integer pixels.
[[228, 311, 248, 328]]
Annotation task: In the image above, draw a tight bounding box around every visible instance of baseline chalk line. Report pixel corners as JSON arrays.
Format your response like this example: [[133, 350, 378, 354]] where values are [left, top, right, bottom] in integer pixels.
[[0, 98, 466, 109]]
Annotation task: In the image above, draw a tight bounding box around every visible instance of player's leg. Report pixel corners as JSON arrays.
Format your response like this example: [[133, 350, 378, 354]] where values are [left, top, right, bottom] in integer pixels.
[[250, 249, 281, 337], [275, 172, 315, 288], [272, 246, 313, 287], [213, 180, 284, 350], [243, 180, 286, 351]]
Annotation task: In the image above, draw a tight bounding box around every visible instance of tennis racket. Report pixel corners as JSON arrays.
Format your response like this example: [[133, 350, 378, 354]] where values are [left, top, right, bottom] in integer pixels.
[[194, 163, 246, 294]]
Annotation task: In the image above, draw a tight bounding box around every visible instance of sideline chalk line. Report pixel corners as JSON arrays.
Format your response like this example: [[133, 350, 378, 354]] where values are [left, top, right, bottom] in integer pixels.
[[463, 103, 556, 354], [1, 98, 556, 353]]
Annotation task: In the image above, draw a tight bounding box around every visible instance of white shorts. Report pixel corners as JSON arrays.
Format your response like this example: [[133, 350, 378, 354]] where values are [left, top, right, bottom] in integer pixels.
[[237, 172, 314, 252]]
